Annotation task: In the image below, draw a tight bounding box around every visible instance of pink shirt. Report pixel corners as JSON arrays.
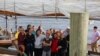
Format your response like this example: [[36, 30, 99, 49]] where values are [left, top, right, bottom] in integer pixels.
[[91, 31, 100, 44]]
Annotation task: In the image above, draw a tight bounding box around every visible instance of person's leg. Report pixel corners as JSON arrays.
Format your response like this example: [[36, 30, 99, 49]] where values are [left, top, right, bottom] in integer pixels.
[[95, 48, 98, 52], [51, 52, 54, 56], [67, 47, 69, 56], [94, 43, 98, 52], [47, 50, 51, 56], [91, 44, 95, 52], [34, 48, 38, 56], [62, 51, 66, 56], [65, 49, 67, 56], [51, 52, 56, 56], [56, 52, 59, 56], [18, 45, 25, 56], [34, 48, 42, 56], [38, 48, 43, 56], [42, 51, 46, 56], [25, 50, 29, 56], [27, 52, 30, 56], [63, 51, 66, 56], [25, 48, 30, 56], [30, 51, 33, 56], [57, 51, 62, 56], [59, 51, 64, 56]]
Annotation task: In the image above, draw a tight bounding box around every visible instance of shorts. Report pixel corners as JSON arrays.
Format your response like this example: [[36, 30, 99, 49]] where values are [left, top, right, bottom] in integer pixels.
[[91, 42, 98, 48]]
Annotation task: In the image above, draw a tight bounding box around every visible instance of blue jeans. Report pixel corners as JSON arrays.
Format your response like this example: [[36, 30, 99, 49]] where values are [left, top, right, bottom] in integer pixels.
[[42, 50, 51, 56]]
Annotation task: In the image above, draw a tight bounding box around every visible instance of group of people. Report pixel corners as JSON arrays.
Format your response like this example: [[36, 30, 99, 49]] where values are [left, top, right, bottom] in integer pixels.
[[13, 24, 70, 56], [0, 24, 100, 56]]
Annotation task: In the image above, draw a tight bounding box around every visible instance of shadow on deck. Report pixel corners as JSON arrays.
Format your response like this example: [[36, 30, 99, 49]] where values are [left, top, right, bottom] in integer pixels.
[[0, 47, 18, 55], [88, 51, 100, 55]]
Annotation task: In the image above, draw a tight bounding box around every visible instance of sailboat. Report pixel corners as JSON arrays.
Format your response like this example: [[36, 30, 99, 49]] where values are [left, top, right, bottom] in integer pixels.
[[0, 0, 15, 48]]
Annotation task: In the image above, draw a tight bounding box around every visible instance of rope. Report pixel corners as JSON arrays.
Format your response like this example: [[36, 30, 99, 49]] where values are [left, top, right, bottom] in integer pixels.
[[3, 0, 8, 35], [84, 0, 87, 12], [14, 0, 17, 31]]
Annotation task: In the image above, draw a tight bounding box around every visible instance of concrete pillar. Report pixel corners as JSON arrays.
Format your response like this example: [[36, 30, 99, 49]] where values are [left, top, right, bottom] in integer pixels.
[[70, 12, 89, 56]]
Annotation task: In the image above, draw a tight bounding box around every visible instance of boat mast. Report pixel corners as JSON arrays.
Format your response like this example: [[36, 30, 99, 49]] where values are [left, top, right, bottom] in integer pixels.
[[42, 0, 45, 15], [4, 0, 8, 35], [55, 0, 58, 19], [40, 0, 45, 26], [14, 0, 17, 31], [84, 0, 87, 12]]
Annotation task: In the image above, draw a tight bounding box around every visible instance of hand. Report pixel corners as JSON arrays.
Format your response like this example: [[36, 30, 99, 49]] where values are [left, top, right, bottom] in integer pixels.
[[43, 42, 48, 46], [56, 46, 62, 51], [58, 46, 62, 49], [44, 43, 48, 46]]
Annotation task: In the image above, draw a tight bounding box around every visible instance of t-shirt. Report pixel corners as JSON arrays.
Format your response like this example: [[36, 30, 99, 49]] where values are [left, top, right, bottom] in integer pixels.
[[43, 37, 52, 51], [91, 31, 100, 44], [34, 35, 45, 48], [18, 32, 25, 45], [51, 38, 59, 53], [15, 31, 19, 39]]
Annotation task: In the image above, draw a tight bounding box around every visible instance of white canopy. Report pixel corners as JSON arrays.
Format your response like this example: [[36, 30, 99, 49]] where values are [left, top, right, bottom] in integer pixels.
[[0, 0, 100, 18]]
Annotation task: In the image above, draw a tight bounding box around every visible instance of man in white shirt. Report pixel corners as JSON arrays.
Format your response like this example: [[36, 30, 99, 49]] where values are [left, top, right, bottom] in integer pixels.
[[91, 26, 100, 52]]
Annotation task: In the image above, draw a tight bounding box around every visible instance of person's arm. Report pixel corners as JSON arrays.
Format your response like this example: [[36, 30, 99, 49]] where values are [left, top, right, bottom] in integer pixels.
[[96, 37, 100, 41], [12, 32, 18, 40], [57, 41, 62, 50], [45, 41, 52, 46], [42, 41, 46, 46], [94, 37, 100, 44], [94, 32, 100, 43], [42, 39, 52, 46]]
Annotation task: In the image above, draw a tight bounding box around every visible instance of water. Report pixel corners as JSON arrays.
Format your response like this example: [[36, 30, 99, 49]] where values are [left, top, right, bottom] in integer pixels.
[[0, 16, 69, 31], [0, 16, 100, 44]]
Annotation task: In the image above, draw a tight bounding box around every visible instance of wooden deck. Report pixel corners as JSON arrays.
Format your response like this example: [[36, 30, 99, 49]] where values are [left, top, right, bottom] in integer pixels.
[[87, 44, 100, 56], [0, 42, 100, 56], [0, 47, 18, 55]]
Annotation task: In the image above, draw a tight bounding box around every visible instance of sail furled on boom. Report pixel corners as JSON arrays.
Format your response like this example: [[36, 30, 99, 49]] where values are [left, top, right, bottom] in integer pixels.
[[0, 0, 100, 18]]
